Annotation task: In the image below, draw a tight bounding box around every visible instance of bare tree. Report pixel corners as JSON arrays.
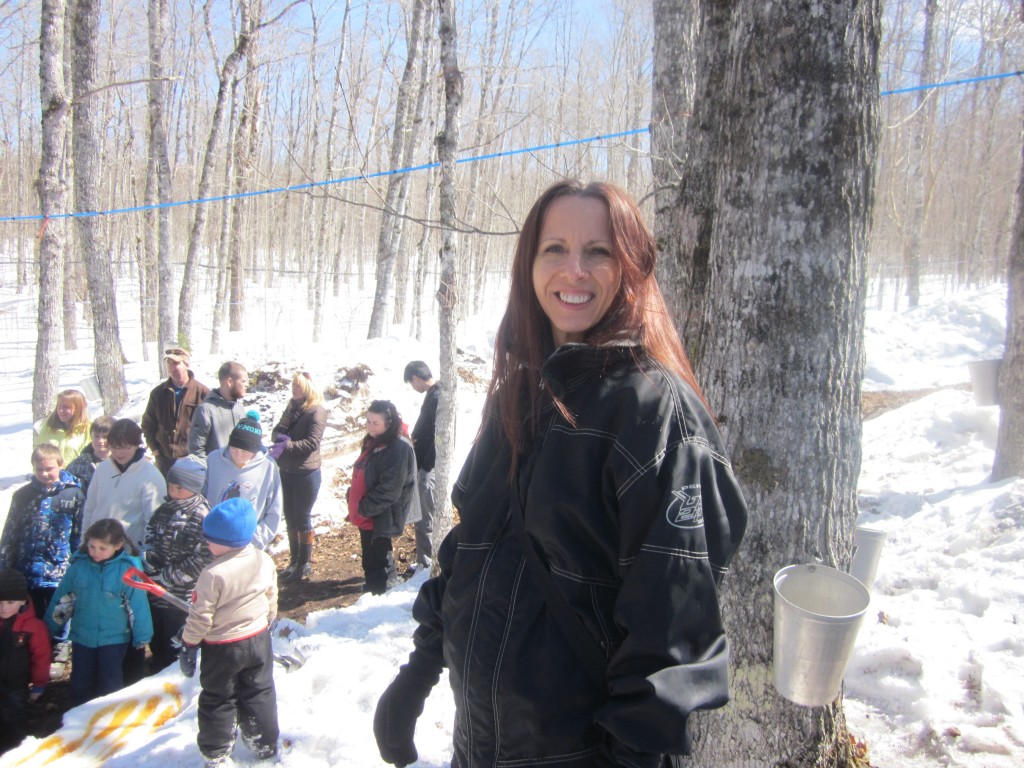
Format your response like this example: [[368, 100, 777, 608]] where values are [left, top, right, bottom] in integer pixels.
[[902, 0, 938, 308], [367, 0, 429, 339], [33, 0, 70, 422], [177, 0, 257, 349], [312, 0, 352, 343], [71, 0, 127, 415], [653, 1, 880, 765], [147, 0, 176, 358], [228, 13, 265, 333], [432, 0, 463, 570]]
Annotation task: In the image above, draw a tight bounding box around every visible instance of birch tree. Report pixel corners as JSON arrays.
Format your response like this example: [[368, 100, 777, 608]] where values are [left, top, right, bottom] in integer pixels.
[[653, 2, 880, 765], [433, 0, 463, 569], [33, 0, 70, 422], [71, 0, 127, 415]]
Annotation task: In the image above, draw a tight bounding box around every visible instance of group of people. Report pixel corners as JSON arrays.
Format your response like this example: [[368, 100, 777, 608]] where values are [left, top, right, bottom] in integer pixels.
[[2, 180, 749, 767], [0, 351, 334, 764]]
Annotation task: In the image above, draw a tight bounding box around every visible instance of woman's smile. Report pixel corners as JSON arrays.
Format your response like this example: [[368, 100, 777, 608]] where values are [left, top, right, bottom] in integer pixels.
[[532, 195, 621, 347]]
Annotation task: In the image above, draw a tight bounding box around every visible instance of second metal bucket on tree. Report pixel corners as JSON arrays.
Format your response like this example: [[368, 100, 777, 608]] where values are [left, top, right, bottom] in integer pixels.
[[772, 564, 869, 707], [967, 358, 1002, 406], [850, 525, 887, 593]]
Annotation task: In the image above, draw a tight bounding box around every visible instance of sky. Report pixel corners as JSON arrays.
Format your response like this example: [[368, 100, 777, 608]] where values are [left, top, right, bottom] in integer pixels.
[[0, 281, 1020, 767]]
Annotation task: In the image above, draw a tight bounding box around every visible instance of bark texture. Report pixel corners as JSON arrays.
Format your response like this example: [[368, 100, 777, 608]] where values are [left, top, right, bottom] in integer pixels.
[[71, 0, 127, 415], [147, 0, 175, 356], [177, 0, 255, 349], [33, 0, 70, 422], [432, 0, 463, 574], [368, 0, 428, 338], [653, 2, 881, 765]]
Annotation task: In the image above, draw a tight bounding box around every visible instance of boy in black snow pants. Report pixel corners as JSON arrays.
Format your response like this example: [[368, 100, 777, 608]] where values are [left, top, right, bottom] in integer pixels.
[[179, 497, 279, 768]]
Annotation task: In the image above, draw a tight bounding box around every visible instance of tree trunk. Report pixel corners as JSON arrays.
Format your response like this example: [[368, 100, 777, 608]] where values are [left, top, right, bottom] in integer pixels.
[[71, 0, 127, 415], [651, 0, 728, 351], [393, 3, 435, 327], [992, 112, 1024, 481], [313, 0, 352, 343], [33, 0, 70, 423], [60, 0, 78, 353], [367, 0, 427, 339], [654, 2, 880, 765], [412, 170, 436, 340], [432, 0, 463, 574], [229, 26, 264, 334], [177, 0, 255, 349], [211, 82, 240, 355], [148, 0, 176, 356], [902, 0, 937, 308]]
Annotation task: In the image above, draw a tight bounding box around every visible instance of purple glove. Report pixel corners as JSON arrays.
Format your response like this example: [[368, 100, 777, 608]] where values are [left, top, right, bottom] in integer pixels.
[[269, 435, 287, 461]]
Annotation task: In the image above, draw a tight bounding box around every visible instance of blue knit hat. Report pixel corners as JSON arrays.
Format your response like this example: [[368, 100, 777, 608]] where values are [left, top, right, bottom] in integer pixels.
[[203, 497, 257, 549]]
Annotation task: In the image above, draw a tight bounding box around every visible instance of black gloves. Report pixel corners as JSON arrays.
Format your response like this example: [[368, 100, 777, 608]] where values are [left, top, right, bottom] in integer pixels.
[[179, 644, 198, 678], [373, 651, 442, 767]]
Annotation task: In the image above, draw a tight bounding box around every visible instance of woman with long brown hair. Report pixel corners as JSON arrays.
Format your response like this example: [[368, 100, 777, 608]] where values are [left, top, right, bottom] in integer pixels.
[[375, 180, 748, 767]]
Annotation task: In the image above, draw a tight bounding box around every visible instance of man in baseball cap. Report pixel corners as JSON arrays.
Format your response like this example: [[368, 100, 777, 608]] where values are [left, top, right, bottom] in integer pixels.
[[141, 347, 211, 476]]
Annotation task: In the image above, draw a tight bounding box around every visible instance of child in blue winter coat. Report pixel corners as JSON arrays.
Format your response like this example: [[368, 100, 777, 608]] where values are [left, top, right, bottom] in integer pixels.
[[0, 444, 85, 621], [45, 519, 153, 705]]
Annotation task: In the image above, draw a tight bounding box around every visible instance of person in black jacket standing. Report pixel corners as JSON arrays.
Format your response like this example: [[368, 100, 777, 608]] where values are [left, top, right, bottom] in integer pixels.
[[374, 181, 748, 768], [403, 361, 440, 570], [347, 401, 418, 595]]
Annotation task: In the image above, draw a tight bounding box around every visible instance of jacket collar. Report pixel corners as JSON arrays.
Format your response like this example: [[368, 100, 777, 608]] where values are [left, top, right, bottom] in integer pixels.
[[541, 341, 641, 399]]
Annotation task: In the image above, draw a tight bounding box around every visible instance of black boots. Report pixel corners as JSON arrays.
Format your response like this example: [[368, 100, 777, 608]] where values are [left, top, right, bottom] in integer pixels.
[[280, 529, 313, 582]]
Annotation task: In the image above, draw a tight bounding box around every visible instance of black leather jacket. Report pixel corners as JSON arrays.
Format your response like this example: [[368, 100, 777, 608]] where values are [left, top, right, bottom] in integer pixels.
[[410, 344, 748, 766]]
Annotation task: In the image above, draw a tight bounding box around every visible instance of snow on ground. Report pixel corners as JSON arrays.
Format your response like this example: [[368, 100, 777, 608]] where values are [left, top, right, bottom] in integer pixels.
[[0, 281, 1021, 767]]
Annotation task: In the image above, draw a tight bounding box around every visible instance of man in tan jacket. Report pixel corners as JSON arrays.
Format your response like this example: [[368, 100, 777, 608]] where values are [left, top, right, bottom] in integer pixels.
[[180, 497, 278, 768]]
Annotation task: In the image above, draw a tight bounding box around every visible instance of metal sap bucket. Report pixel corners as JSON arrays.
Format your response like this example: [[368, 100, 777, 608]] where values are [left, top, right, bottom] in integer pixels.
[[850, 526, 887, 593], [773, 564, 869, 707], [967, 359, 1002, 406]]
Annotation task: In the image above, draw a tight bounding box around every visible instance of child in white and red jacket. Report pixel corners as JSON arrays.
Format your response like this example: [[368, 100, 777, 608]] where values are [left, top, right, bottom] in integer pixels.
[[179, 498, 278, 768], [0, 569, 51, 752]]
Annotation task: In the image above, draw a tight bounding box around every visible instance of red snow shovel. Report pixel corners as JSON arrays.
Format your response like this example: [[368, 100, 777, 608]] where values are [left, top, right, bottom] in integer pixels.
[[122, 566, 306, 671]]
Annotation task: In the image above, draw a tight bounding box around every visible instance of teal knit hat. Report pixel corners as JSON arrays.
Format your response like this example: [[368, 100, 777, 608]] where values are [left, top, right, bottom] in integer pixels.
[[228, 409, 263, 453]]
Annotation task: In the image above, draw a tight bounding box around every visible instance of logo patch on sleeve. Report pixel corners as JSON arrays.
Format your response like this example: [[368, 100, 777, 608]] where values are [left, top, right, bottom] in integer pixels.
[[666, 484, 703, 528]]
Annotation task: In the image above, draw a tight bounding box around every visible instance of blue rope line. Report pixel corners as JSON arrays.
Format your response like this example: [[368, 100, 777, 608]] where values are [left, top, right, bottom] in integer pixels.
[[2, 70, 1019, 224], [881, 69, 1022, 96]]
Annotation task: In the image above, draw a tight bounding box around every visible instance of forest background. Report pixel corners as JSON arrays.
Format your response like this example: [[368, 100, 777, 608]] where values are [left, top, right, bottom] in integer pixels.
[[1, 1, 1023, 765], [0, 0, 1020, 386]]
